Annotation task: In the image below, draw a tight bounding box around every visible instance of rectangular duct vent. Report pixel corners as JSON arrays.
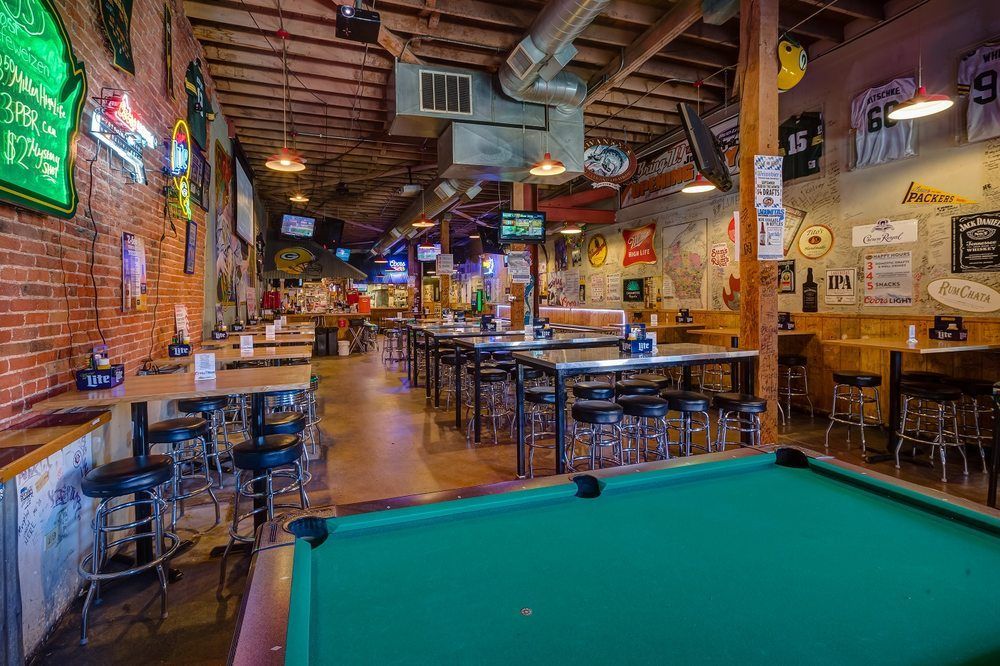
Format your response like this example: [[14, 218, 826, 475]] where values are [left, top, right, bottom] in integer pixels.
[[419, 70, 472, 115], [505, 43, 536, 80]]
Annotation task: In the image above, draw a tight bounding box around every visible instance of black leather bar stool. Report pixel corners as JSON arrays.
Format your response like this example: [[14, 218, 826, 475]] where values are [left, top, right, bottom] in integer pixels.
[[900, 370, 949, 383], [267, 389, 317, 459], [524, 386, 556, 477], [615, 379, 660, 397], [824, 371, 883, 454], [439, 352, 463, 407], [220, 433, 308, 582], [951, 378, 994, 471], [777, 354, 813, 425], [896, 381, 964, 482], [572, 381, 614, 400], [568, 400, 624, 470], [617, 395, 669, 463], [465, 367, 510, 443], [661, 390, 712, 457], [148, 417, 220, 527], [178, 396, 231, 487], [522, 366, 547, 389], [713, 393, 767, 450], [79, 455, 178, 645], [628, 373, 672, 391]]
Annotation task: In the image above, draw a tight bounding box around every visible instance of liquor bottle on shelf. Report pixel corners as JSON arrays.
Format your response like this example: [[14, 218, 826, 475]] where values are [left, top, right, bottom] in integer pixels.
[[802, 267, 818, 313]]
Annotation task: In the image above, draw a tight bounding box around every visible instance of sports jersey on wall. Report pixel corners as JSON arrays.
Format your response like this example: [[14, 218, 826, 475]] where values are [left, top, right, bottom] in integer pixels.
[[958, 40, 1000, 143], [850, 77, 916, 168], [185, 59, 215, 150], [779, 112, 823, 181]]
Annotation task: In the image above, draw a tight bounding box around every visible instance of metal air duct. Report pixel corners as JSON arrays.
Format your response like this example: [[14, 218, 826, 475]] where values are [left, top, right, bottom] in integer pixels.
[[370, 178, 481, 257]]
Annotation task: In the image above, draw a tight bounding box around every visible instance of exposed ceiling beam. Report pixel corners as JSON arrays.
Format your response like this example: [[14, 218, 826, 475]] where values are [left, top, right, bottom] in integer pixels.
[[537, 207, 615, 224]]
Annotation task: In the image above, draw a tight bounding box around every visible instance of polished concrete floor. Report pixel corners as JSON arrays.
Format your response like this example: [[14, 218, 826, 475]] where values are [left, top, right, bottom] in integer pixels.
[[33, 348, 994, 664]]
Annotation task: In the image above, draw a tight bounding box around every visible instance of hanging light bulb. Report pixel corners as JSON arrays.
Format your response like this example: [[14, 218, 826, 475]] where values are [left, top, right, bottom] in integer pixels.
[[888, 85, 953, 120], [469, 231, 480, 239], [266, 28, 307, 172], [412, 186, 435, 227], [289, 192, 309, 203], [267, 147, 306, 172], [682, 172, 716, 194], [560, 223, 583, 235], [530, 152, 566, 177]]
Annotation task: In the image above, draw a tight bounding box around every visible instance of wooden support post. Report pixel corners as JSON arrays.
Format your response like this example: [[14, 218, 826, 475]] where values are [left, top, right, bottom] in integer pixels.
[[407, 241, 418, 311], [508, 183, 537, 327], [738, 0, 780, 443], [440, 215, 451, 310]]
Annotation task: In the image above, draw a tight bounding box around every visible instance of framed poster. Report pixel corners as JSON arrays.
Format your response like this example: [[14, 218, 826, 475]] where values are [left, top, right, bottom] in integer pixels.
[[163, 3, 174, 99], [200, 159, 212, 212], [778, 260, 796, 293], [623, 277, 644, 302], [97, 0, 135, 74], [122, 232, 148, 311], [184, 220, 198, 274], [189, 148, 206, 210]]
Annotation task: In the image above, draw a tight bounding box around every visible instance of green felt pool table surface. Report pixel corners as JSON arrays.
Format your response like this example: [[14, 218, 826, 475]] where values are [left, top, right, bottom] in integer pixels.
[[232, 450, 1000, 665]]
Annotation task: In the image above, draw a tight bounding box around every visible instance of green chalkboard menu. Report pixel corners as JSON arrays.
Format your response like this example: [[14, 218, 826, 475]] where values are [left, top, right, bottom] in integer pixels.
[[0, 0, 87, 218], [98, 0, 134, 74]]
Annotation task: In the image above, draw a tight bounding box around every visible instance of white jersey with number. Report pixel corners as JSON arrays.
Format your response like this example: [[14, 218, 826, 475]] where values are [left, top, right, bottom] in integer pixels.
[[850, 77, 916, 168], [958, 41, 1000, 143]]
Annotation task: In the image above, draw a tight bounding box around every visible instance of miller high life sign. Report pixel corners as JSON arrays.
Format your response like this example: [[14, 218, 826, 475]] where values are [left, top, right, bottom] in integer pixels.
[[622, 223, 657, 267]]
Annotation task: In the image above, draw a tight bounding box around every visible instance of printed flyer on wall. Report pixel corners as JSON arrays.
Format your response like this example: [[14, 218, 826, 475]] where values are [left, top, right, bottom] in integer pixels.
[[863, 251, 913, 306]]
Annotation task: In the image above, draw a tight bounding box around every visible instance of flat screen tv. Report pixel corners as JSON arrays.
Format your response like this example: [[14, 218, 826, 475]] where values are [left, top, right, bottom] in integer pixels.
[[234, 147, 255, 243], [417, 243, 441, 262], [499, 210, 545, 243], [335, 247, 351, 261], [314, 218, 345, 248], [677, 103, 733, 192], [281, 214, 316, 238]]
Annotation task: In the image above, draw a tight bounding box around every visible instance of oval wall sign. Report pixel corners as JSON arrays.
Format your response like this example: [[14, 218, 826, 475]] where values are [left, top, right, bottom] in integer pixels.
[[927, 278, 1000, 313], [797, 224, 833, 259], [583, 139, 637, 189]]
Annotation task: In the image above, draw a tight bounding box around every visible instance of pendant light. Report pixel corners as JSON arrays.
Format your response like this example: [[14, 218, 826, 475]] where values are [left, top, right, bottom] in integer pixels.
[[682, 80, 716, 194], [412, 186, 435, 228], [266, 26, 306, 172], [374, 256, 388, 264], [525, 104, 565, 177], [289, 192, 309, 203], [469, 231, 480, 239], [888, 21, 953, 121], [560, 223, 583, 235]]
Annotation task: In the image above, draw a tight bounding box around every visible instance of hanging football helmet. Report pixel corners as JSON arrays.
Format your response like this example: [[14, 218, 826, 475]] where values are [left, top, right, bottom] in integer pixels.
[[777, 37, 807, 92]]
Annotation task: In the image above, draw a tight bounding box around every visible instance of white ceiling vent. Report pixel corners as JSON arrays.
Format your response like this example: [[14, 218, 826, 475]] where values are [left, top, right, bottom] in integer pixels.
[[419, 70, 472, 115]]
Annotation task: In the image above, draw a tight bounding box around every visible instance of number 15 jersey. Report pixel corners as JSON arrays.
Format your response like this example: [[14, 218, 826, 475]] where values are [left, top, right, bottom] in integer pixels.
[[958, 41, 1000, 143], [850, 77, 916, 168]]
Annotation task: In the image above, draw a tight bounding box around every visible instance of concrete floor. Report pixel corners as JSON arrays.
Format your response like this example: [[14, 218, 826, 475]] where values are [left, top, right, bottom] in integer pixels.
[[32, 349, 994, 664]]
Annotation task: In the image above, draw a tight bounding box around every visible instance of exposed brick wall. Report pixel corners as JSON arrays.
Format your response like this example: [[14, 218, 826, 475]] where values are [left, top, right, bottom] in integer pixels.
[[0, 0, 223, 426]]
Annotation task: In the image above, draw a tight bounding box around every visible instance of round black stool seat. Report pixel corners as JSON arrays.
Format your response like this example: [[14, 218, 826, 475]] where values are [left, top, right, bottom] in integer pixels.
[[479, 368, 508, 383], [713, 393, 768, 414], [264, 411, 307, 435], [573, 381, 614, 400], [525, 387, 556, 404], [615, 379, 660, 396], [82, 455, 173, 498], [951, 378, 995, 397], [832, 371, 882, 388], [439, 353, 463, 366], [628, 373, 671, 390], [177, 396, 228, 413], [148, 417, 208, 443], [572, 399, 623, 424], [617, 395, 669, 418], [900, 381, 962, 402], [491, 351, 513, 361], [494, 360, 517, 373], [231, 435, 303, 470], [900, 371, 948, 383], [661, 389, 711, 412], [465, 363, 497, 375], [778, 354, 807, 367], [522, 367, 543, 380], [266, 389, 302, 400]]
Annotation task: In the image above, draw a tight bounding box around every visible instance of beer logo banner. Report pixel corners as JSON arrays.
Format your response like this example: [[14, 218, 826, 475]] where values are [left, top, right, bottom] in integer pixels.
[[902, 182, 977, 205]]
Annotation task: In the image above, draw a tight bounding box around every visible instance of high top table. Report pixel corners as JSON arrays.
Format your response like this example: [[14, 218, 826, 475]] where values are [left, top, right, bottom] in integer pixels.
[[422, 326, 526, 403], [454, 332, 620, 443], [153, 344, 313, 368], [823, 337, 1000, 463], [203, 333, 315, 348], [513, 344, 758, 477], [404, 321, 473, 387], [33, 365, 313, 563], [687, 327, 815, 348]]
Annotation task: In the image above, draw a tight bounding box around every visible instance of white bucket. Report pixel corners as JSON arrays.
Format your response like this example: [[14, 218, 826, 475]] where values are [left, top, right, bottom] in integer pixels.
[[338, 340, 351, 356]]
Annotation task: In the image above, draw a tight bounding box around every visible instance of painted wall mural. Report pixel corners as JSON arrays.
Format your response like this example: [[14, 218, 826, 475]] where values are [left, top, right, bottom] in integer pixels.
[[213, 139, 244, 306]]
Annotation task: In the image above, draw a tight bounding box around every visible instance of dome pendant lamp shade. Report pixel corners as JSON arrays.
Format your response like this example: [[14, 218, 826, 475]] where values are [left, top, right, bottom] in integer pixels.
[[289, 192, 309, 203], [412, 214, 435, 228], [887, 85, 953, 120], [266, 146, 306, 172], [681, 172, 716, 194], [529, 152, 566, 177], [560, 223, 583, 235]]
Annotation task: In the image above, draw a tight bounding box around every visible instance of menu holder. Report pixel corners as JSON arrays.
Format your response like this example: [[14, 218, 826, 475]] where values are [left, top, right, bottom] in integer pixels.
[[240, 335, 255, 356], [193, 353, 216, 381], [210, 329, 229, 340], [675, 308, 694, 324], [265, 325, 276, 341], [929, 316, 968, 341], [777, 312, 796, 331], [619, 338, 654, 354], [75, 364, 125, 391], [168, 343, 192, 357]]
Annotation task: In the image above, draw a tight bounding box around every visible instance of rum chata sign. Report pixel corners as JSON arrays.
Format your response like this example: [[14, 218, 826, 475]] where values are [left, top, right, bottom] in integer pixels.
[[952, 212, 1000, 273], [852, 218, 918, 247], [622, 223, 657, 267], [927, 278, 1000, 312], [0, 0, 87, 218]]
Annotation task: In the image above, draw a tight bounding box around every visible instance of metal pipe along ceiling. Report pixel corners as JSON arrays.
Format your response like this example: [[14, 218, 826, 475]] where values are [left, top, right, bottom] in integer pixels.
[[371, 178, 481, 256]]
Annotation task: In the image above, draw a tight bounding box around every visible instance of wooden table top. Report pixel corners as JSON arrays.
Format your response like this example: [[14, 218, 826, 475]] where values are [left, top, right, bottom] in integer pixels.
[[687, 328, 814, 337], [0, 410, 111, 482], [154, 345, 313, 366], [203, 333, 314, 347], [31, 365, 313, 411], [243, 324, 314, 333], [613, 323, 705, 332], [822, 337, 1000, 355]]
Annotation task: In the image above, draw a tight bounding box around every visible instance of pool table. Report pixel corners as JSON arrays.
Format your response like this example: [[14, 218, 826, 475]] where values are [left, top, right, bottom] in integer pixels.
[[230, 448, 1000, 665]]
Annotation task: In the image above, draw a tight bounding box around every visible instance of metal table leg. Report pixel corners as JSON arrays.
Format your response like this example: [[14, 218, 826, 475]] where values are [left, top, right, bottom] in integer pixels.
[[424, 333, 432, 398], [516, 364, 525, 478], [473, 351, 482, 443], [455, 350, 463, 429], [989, 390, 999, 508], [434, 340, 441, 407], [865, 351, 903, 464], [250, 392, 268, 531], [131, 402, 152, 564], [554, 370, 566, 474]]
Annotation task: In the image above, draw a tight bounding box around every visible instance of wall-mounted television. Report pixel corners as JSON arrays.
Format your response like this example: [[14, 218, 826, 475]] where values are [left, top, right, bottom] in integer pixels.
[[335, 247, 351, 261], [281, 214, 315, 238], [234, 144, 255, 243], [678, 102, 733, 192], [417, 243, 441, 262], [499, 210, 546, 243]]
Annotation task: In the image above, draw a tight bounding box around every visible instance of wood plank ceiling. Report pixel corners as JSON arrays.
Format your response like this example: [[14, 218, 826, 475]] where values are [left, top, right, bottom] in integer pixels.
[[183, 0, 890, 248]]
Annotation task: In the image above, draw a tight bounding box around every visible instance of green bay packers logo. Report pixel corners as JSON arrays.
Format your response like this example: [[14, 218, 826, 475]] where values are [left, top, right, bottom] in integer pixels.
[[276, 247, 316, 274]]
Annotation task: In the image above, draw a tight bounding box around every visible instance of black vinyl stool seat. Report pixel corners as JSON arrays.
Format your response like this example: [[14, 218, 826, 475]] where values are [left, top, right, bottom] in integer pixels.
[[78, 454, 179, 645], [479, 367, 508, 383], [148, 417, 208, 443], [661, 390, 711, 412], [177, 396, 228, 413], [81, 455, 173, 498], [231, 434, 304, 470], [832, 371, 881, 388], [713, 393, 767, 413], [616, 379, 660, 396], [264, 411, 307, 435], [439, 353, 463, 366], [573, 381, 614, 400], [491, 351, 513, 361], [900, 381, 962, 402], [628, 373, 671, 390], [525, 386, 556, 404], [617, 395, 669, 418], [896, 382, 966, 483], [466, 363, 498, 375], [778, 354, 807, 367], [494, 359, 517, 374], [900, 370, 948, 383], [522, 367, 544, 381], [952, 378, 996, 396], [572, 400, 623, 424]]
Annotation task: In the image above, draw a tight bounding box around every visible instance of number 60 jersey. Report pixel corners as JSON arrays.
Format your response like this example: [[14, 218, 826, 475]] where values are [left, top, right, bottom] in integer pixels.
[[850, 77, 916, 168], [958, 41, 1000, 143]]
